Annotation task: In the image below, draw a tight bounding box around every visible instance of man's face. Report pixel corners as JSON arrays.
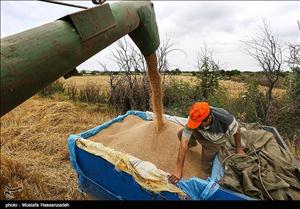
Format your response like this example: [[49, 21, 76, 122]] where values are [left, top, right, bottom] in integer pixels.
[[199, 114, 212, 129]]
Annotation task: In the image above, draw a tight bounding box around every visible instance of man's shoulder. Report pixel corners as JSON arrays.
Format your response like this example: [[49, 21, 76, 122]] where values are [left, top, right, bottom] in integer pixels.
[[210, 106, 235, 124], [211, 106, 231, 116]]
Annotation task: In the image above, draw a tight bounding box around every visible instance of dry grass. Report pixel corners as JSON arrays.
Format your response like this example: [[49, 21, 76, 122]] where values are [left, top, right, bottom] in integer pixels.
[[63, 76, 109, 92], [63, 75, 285, 99], [286, 132, 300, 162], [0, 96, 113, 200], [219, 80, 247, 98]]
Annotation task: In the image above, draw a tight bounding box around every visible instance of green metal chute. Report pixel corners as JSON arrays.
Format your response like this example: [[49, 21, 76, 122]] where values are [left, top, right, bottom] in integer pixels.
[[0, 1, 160, 116]]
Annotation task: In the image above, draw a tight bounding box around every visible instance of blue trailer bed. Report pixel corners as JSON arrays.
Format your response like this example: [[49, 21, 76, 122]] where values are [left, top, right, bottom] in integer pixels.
[[67, 110, 292, 200]]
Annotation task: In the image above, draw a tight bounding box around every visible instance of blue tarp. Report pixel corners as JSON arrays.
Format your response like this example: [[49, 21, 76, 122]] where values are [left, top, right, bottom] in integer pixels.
[[177, 155, 224, 200], [68, 110, 249, 200]]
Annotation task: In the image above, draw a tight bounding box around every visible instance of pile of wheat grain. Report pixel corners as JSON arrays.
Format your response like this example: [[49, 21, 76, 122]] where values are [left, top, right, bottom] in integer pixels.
[[90, 115, 207, 179]]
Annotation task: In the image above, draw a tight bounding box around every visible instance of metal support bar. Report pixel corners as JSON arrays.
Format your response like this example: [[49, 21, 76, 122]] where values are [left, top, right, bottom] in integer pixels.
[[38, 0, 88, 9], [91, 0, 106, 5], [63, 69, 80, 79]]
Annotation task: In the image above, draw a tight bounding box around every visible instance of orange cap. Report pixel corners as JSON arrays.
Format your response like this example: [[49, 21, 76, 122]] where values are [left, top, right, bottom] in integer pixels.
[[187, 102, 210, 129]]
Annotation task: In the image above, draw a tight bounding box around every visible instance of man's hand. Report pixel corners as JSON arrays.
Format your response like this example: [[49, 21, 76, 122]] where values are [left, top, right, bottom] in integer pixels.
[[236, 147, 245, 155], [168, 171, 182, 184]]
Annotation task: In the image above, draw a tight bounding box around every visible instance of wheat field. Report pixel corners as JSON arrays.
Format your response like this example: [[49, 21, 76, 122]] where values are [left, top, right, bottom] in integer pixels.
[[62, 75, 286, 99]]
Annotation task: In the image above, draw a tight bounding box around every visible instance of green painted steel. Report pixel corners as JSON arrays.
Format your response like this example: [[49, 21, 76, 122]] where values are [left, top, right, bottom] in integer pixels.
[[0, 1, 160, 116], [129, 2, 160, 56], [63, 3, 117, 41]]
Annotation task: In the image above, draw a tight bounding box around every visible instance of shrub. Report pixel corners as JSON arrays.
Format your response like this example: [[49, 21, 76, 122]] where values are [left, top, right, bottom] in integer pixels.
[[269, 70, 300, 139], [163, 78, 198, 117], [65, 84, 77, 101], [207, 87, 232, 112], [232, 81, 266, 123], [64, 82, 108, 105], [226, 69, 241, 77], [78, 83, 107, 104], [230, 75, 246, 83], [109, 76, 150, 113], [39, 79, 64, 97], [162, 79, 234, 118]]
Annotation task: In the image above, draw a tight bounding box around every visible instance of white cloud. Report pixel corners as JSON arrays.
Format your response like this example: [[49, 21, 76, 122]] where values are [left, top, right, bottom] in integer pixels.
[[1, 1, 299, 72]]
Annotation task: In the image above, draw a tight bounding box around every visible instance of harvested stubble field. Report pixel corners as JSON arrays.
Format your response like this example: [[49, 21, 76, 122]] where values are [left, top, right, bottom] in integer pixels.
[[63, 75, 286, 99], [0, 96, 112, 200]]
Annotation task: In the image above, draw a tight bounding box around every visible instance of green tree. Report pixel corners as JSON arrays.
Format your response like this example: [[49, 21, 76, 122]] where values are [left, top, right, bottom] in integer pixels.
[[195, 43, 220, 100], [174, 68, 181, 75]]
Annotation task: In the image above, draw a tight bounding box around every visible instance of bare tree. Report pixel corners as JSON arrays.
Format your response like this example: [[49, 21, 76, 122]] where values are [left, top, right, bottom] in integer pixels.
[[108, 38, 141, 109], [130, 43, 147, 73], [244, 20, 284, 124], [285, 41, 300, 121], [285, 20, 299, 71], [98, 62, 120, 90], [98, 36, 182, 112], [286, 43, 300, 72], [110, 39, 138, 89], [156, 36, 186, 84]]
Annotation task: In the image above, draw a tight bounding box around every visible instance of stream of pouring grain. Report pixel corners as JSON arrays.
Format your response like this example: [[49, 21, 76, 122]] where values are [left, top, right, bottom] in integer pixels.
[[145, 53, 164, 132]]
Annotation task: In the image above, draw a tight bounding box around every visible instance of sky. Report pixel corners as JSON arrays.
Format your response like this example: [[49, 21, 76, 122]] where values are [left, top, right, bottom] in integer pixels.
[[1, 0, 299, 72]]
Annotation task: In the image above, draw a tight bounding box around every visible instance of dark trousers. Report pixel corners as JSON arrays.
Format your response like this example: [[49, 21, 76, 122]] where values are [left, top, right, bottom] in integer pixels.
[[177, 128, 220, 174]]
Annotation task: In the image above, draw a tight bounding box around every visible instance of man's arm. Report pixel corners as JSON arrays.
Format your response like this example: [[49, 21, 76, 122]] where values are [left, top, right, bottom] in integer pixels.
[[168, 136, 189, 184], [234, 126, 245, 155]]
